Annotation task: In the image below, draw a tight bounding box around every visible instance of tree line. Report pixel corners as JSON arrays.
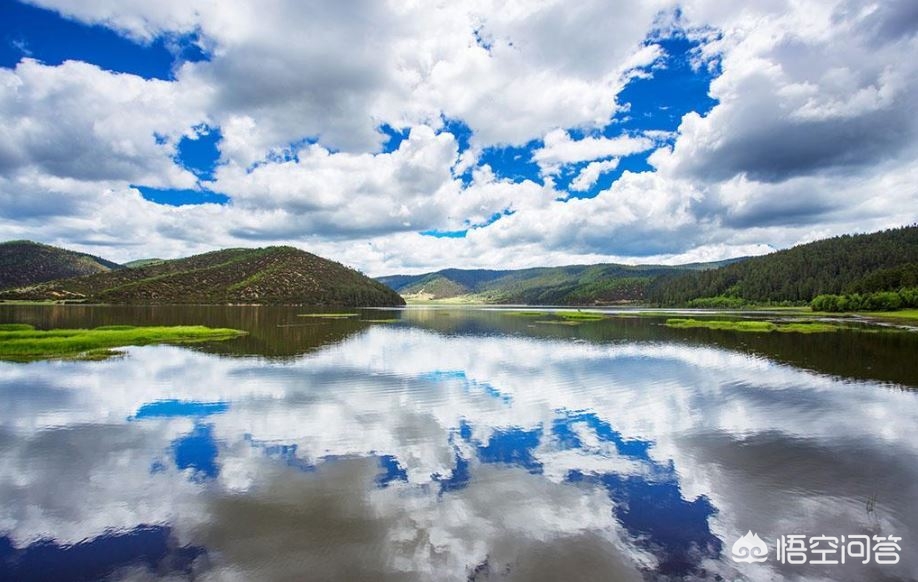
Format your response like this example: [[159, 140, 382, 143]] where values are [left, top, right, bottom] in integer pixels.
[[647, 225, 918, 306]]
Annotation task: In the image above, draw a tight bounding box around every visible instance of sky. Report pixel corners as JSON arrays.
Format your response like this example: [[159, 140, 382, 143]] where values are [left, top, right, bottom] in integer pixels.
[[0, 0, 916, 275]]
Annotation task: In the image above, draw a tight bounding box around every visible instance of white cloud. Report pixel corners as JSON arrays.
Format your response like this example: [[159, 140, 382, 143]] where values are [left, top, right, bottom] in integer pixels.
[[569, 158, 621, 191], [0, 59, 203, 186], [215, 125, 461, 238], [0, 0, 916, 272], [25, 0, 670, 157], [3, 328, 918, 579], [659, 0, 918, 183], [533, 129, 653, 176]]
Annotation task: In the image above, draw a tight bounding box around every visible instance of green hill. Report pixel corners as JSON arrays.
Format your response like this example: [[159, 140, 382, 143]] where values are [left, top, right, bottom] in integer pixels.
[[0, 240, 121, 290], [1, 246, 405, 306], [378, 260, 740, 305], [123, 258, 164, 268], [648, 225, 918, 306]]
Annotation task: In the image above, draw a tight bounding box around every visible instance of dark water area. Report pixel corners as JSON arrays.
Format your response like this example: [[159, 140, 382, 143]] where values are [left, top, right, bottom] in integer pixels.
[[0, 305, 916, 581]]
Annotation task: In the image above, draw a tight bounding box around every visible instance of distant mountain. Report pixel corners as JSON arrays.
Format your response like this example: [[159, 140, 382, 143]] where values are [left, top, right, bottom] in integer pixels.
[[1, 246, 404, 306], [378, 260, 741, 305], [0, 240, 121, 290], [648, 225, 918, 305]]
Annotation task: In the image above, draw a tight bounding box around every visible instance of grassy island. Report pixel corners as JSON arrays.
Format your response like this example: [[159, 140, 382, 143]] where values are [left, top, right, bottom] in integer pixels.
[[664, 318, 843, 334], [0, 324, 246, 361]]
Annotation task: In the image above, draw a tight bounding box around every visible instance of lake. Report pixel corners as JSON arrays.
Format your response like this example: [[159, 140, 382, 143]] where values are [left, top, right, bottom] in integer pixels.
[[0, 304, 916, 581]]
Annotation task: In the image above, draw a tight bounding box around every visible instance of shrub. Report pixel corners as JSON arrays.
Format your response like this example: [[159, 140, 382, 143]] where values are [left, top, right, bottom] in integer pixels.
[[811, 288, 917, 312]]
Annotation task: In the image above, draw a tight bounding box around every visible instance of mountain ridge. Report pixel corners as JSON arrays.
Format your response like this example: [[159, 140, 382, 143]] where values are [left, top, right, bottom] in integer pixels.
[[1, 245, 404, 306], [377, 259, 744, 305], [647, 225, 918, 306], [0, 240, 122, 290]]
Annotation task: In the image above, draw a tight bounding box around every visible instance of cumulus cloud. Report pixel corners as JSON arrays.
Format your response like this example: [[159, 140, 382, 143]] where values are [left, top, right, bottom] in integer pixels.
[[216, 126, 461, 238], [3, 327, 918, 579], [660, 0, 918, 183], [24, 0, 668, 156], [533, 130, 653, 176], [0, 59, 203, 186], [569, 159, 621, 191], [0, 0, 915, 272]]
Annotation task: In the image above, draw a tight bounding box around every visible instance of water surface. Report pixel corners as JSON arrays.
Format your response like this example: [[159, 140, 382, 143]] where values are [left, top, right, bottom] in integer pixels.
[[0, 305, 916, 581]]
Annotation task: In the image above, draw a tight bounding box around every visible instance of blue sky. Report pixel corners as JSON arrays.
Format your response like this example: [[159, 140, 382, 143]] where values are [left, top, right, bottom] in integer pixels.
[[0, 0, 915, 273], [0, 0, 210, 80]]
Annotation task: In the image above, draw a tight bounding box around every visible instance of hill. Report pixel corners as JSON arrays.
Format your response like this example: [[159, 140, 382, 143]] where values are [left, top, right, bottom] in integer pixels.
[[123, 258, 164, 268], [648, 225, 918, 306], [378, 260, 740, 305], [1, 246, 405, 306], [0, 240, 121, 290]]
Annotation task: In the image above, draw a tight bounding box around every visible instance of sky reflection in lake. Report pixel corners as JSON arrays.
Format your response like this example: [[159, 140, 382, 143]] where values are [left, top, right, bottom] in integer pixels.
[[1, 313, 917, 581]]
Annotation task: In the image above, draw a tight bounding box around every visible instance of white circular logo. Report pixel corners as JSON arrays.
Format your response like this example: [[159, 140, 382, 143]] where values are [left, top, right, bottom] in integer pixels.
[[732, 531, 769, 563]]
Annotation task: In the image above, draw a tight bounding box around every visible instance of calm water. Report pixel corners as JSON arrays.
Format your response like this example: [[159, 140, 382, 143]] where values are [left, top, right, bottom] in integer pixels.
[[1, 305, 917, 581]]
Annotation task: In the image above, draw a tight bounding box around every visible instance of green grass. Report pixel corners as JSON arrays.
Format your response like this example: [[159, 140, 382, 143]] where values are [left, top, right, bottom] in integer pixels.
[[0, 324, 246, 361], [297, 313, 360, 319], [364, 319, 402, 323], [504, 310, 606, 324], [666, 318, 774, 332], [664, 318, 842, 333], [555, 310, 605, 321], [776, 322, 844, 333], [0, 323, 35, 331], [861, 309, 918, 321]]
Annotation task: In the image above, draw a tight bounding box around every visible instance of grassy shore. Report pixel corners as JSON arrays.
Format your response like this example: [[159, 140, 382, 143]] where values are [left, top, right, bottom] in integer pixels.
[[504, 310, 607, 324], [859, 309, 918, 321], [664, 318, 842, 333], [555, 310, 605, 321], [0, 324, 245, 361]]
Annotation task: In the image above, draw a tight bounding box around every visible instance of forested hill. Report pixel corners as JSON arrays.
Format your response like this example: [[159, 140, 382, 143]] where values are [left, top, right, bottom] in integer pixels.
[[648, 225, 918, 305], [1, 246, 405, 306], [0, 240, 121, 290], [378, 260, 740, 305]]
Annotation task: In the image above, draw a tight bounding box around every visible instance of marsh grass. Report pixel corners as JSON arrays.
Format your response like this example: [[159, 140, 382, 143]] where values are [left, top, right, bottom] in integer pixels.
[[0, 323, 35, 331], [555, 311, 605, 321], [862, 309, 918, 321], [777, 322, 847, 333], [0, 324, 245, 361], [664, 318, 841, 334], [508, 310, 607, 325]]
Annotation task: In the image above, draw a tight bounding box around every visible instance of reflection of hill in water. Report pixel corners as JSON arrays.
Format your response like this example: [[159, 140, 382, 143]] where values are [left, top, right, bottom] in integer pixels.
[[0, 304, 402, 359], [661, 322, 918, 390], [2, 307, 918, 580], [400, 308, 918, 389], [2, 304, 916, 387]]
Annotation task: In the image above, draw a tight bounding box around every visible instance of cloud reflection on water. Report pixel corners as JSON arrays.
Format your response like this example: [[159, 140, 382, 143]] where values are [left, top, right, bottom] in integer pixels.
[[0, 325, 916, 580]]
